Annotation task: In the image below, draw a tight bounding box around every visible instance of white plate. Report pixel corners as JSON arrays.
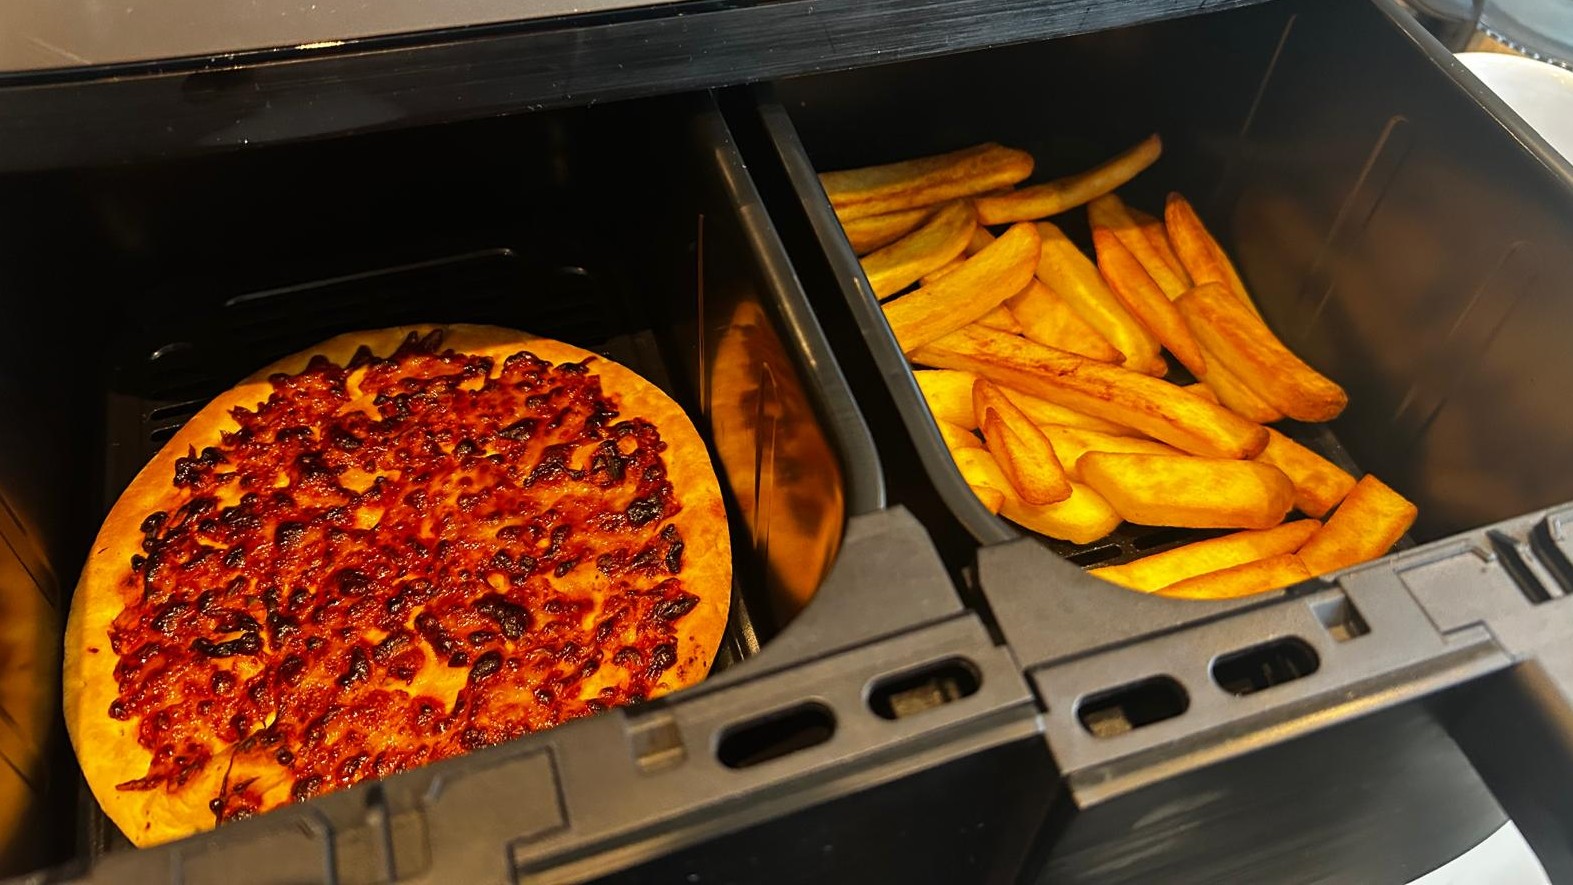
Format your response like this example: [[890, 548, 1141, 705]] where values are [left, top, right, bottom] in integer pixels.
[[1457, 51, 1573, 162]]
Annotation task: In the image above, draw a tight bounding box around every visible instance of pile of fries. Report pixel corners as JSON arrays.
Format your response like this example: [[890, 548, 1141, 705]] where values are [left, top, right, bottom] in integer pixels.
[[820, 135, 1418, 600]]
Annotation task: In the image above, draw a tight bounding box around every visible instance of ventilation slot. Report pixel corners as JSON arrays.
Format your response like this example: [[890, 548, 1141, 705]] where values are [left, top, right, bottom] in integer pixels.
[[717, 703, 835, 769], [867, 658, 980, 720], [1077, 677, 1188, 738], [1310, 593, 1369, 641], [1212, 637, 1320, 697]]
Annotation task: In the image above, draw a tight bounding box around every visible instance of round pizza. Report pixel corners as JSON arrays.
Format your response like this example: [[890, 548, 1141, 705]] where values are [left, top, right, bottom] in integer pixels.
[[63, 324, 731, 847]]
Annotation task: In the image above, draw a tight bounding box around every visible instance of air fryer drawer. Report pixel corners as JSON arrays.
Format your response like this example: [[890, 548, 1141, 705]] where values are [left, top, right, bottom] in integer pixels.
[[0, 93, 1047, 883], [744, 0, 1573, 879]]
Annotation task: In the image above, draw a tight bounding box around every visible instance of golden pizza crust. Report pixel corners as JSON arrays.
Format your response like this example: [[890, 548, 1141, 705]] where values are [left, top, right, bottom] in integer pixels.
[[64, 324, 731, 847]]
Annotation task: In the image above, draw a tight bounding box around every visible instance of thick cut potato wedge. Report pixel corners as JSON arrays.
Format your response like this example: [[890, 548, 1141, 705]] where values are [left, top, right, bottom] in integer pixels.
[[1255, 428, 1356, 518], [915, 367, 1135, 435], [1094, 227, 1208, 376], [911, 325, 1269, 458], [1037, 221, 1165, 375], [966, 226, 995, 255], [1040, 426, 1181, 481], [1129, 206, 1191, 287], [935, 418, 982, 452], [975, 135, 1162, 224], [1156, 553, 1311, 600], [1091, 520, 1320, 592], [861, 201, 976, 299], [1165, 192, 1262, 317], [952, 448, 1121, 544], [1090, 194, 1191, 299], [975, 304, 1023, 334], [915, 369, 982, 429], [842, 207, 933, 255], [970, 484, 1006, 514], [1298, 475, 1417, 577], [1078, 452, 1294, 529], [1177, 283, 1348, 422], [884, 222, 1041, 352], [824, 143, 1035, 222], [974, 380, 1072, 504], [1008, 279, 1124, 363], [1196, 345, 1285, 423], [921, 257, 969, 287]]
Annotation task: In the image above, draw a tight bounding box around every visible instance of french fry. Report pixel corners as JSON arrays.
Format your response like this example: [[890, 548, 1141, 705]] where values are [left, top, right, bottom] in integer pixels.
[[911, 325, 1269, 459], [1078, 453, 1294, 529], [883, 222, 1041, 352], [1037, 221, 1165, 375], [1007, 279, 1125, 364], [1255, 428, 1356, 519], [975, 135, 1162, 224], [1040, 426, 1181, 481], [970, 484, 1006, 514], [1196, 346, 1285, 423], [1165, 192, 1262, 317], [921, 257, 968, 287], [914, 368, 1137, 435], [1093, 227, 1208, 377], [1091, 519, 1321, 592], [914, 369, 983, 429], [823, 143, 1035, 222], [974, 380, 1072, 504], [1297, 475, 1417, 577], [966, 226, 995, 255], [952, 448, 1121, 544], [842, 207, 932, 255], [1089, 194, 1191, 299], [1155, 553, 1311, 600], [861, 201, 976, 299], [1129, 206, 1191, 287], [1177, 283, 1348, 422], [975, 305, 1023, 334], [935, 418, 982, 452]]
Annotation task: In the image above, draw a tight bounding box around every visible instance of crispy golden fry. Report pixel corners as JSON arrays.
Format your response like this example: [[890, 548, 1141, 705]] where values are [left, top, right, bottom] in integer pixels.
[[935, 418, 982, 452], [1090, 520, 1320, 591], [975, 380, 1072, 504], [824, 143, 1035, 222], [1185, 382, 1216, 402], [1037, 221, 1165, 375], [1089, 194, 1191, 300], [1093, 227, 1207, 377], [884, 223, 1041, 352], [1195, 346, 1284, 423], [1007, 278, 1124, 363], [1156, 553, 1311, 599], [1040, 426, 1181, 481], [911, 325, 1268, 458], [1000, 386, 1141, 436], [1298, 475, 1417, 577], [1165, 192, 1262, 317], [966, 226, 995, 255], [952, 448, 1121, 544], [1255, 428, 1356, 519], [976, 304, 1023, 334], [970, 484, 1006, 514], [914, 367, 1135, 435], [1177, 283, 1348, 422], [842, 207, 933, 255], [1129, 206, 1191, 287], [921, 257, 968, 287], [914, 369, 983, 429], [1078, 453, 1294, 529], [861, 201, 976, 299], [975, 135, 1162, 224]]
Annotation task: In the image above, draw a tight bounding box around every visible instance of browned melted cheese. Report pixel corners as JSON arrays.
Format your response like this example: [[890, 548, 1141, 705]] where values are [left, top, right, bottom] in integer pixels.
[[107, 331, 696, 823]]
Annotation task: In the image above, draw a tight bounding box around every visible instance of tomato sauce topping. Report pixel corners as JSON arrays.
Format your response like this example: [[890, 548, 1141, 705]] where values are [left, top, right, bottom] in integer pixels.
[[106, 330, 700, 823]]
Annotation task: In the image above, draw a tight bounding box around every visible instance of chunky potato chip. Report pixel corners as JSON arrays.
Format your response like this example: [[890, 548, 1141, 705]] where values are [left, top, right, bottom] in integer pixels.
[[1078, 452, 1294, 529]]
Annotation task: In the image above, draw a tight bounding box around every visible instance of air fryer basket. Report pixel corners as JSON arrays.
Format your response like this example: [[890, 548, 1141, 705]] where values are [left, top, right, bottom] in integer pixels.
[[746, 0, 1573, 878], [0, 92, 1048, 883]]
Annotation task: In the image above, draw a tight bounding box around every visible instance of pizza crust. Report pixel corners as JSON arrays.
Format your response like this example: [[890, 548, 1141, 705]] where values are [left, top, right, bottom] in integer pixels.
[[64, 324, 732, 847]]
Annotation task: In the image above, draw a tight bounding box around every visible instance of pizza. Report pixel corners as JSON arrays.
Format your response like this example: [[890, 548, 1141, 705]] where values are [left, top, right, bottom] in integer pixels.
[[63, 324, 731, 847]]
